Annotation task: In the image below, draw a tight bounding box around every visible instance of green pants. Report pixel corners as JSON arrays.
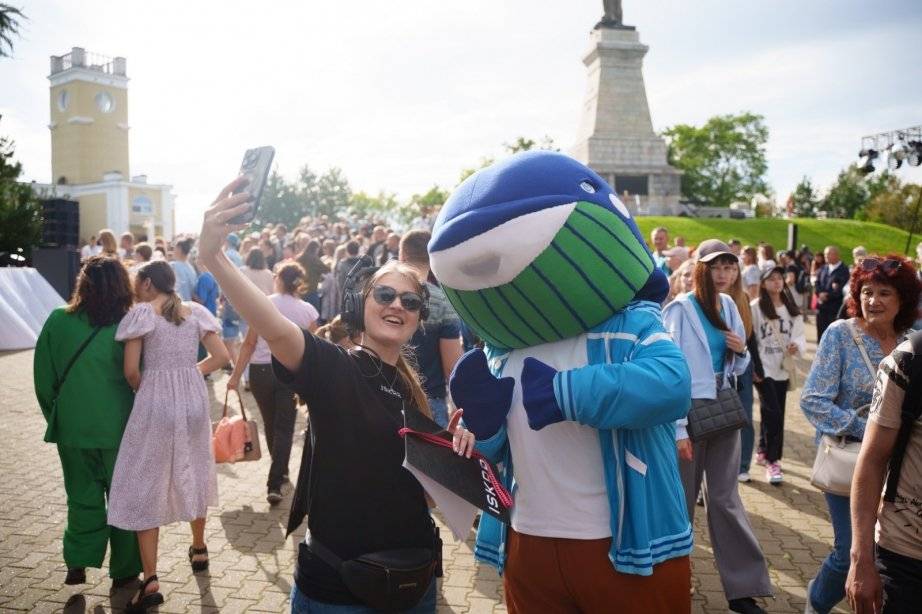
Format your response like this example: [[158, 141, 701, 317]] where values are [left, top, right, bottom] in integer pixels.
[[56, 445, 141, 578]]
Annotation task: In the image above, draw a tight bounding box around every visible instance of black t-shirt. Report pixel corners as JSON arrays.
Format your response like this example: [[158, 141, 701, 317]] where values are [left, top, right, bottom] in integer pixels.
[[273, 331, 433, 604]]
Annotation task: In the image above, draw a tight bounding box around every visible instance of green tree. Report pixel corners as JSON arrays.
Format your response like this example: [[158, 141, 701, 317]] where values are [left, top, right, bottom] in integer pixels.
[[820, 164, 870, 219], [0, 128, 43, 261], [0, 4, 25, 58], [255, 169, 304, 229], [865, 183, 921, 232], [663, 112, 770, 208], [502, 135, 558, 154], [348, 191, 399, 221], [790, 176, 820, 218], [399, 185, 449, 224], [313, 167, 352, 219]]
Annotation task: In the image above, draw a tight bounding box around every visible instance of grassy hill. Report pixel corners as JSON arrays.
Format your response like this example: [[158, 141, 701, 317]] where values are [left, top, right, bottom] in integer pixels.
[[634, 217, 914, 264]]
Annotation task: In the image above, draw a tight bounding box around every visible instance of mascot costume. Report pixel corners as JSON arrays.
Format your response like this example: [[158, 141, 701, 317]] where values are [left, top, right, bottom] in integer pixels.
[[428, 151, 693, 613]]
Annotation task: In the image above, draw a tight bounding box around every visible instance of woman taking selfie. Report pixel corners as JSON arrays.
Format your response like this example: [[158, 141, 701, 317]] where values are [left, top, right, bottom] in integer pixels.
[[663, 239, 771, 614], [198, 178, 472, 613]]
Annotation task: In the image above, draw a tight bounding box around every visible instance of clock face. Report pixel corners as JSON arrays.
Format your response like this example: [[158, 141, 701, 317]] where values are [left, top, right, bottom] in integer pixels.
[[57, 89, 69, 111], [95, 91, 114, 113]]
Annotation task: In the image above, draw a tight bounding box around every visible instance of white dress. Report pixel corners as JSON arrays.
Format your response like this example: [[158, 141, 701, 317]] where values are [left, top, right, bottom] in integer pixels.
[[107, 302, 220, 530]]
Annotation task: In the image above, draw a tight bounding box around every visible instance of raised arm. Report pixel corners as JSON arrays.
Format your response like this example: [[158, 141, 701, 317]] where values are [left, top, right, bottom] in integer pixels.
[[197, 178, 304, 372]]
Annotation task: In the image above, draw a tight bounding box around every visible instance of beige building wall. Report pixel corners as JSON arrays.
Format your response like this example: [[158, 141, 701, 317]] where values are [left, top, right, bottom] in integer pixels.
[[76, 193, 109, 242], [50, 79, 129, 184]]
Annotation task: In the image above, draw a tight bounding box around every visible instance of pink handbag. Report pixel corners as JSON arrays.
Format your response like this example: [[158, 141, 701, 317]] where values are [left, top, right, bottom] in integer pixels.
[[212, 390, 262, 463]]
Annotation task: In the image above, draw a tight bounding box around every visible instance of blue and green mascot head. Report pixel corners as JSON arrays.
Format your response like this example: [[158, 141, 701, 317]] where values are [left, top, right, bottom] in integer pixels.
[[428, 150, 668, 349]]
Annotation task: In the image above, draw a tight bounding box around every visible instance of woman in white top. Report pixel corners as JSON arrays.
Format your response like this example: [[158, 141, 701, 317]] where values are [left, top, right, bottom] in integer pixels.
[[749, 266, 806, 484], [228, 262, 318, 504]]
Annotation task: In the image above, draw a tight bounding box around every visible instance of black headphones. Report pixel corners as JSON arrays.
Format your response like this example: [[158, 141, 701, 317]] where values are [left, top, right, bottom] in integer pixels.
[[341, 256, 430, 334]]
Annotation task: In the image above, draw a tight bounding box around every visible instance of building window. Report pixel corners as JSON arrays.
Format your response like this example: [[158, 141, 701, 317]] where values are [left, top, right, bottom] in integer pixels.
[[614, 175, 649, 196], [132, 195, 153, 215], [95, 91, 114, 113], [57, 89, 70, 111]]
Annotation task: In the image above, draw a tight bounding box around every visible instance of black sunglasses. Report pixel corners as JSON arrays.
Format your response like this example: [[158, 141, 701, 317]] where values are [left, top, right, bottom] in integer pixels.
[[860, 258, 902, 274], [371, 285, 424, 312]]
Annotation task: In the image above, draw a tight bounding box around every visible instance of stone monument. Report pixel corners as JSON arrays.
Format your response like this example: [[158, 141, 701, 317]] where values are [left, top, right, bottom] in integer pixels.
[[572, 1, 681, 215]]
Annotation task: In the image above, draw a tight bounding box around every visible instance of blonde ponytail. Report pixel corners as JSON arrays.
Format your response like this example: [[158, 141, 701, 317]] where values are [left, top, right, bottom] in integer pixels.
[[161, 291, 186, 326], [397, 352, 431, 419]]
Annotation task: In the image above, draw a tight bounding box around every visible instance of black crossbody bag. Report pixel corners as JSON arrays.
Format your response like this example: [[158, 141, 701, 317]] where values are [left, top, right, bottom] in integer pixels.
[[300, 399, 442, 612], [43, 326, 103, 443]]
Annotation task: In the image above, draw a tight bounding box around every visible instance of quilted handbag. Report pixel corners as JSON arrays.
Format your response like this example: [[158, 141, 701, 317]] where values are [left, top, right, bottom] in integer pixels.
[[687, 381, 747, 442], [212, 390, 262, 463]]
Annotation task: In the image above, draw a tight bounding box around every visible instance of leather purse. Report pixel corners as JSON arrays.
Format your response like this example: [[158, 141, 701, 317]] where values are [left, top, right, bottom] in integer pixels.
[[687, 374, 747, 442], [212, 390, 262, 463], [810, 435, 861, 496]]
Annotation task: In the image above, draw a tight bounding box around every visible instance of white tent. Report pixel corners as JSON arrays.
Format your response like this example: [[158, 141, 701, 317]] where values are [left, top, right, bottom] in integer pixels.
[[0, 268, 65, 351]]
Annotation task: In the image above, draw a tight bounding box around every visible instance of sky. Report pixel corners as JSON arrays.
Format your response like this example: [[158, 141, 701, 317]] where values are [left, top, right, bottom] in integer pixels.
[[2, 0, 921, 233]]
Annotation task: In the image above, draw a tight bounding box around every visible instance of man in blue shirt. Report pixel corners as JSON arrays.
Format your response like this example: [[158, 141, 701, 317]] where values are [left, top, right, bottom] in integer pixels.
[[170, 237, 197, 301]]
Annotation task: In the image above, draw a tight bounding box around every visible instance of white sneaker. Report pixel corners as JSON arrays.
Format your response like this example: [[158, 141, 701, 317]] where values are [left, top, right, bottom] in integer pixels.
[[738, 471, 751, 483], [804, 579, 818, 614], [766, 462, 784, 484]]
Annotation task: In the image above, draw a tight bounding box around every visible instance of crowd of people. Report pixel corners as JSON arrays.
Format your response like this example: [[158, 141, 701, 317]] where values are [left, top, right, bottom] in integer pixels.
[[36, 177, 922, 613]]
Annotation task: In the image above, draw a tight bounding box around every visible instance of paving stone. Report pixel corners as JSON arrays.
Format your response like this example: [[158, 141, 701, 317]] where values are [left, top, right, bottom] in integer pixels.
[[0, 319, 843, 613]]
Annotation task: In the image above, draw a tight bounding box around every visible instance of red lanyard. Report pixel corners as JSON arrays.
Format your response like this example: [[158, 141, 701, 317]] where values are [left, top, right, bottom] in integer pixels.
[[398, 428, 514, 510]]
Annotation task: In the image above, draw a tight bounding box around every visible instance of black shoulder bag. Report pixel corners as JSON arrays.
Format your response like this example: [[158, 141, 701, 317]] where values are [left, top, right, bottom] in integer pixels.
[[298, 400, 441, 612], [883, 331, 922, 503], [43, 326, 103, 443], [686, 371, 747, 442]]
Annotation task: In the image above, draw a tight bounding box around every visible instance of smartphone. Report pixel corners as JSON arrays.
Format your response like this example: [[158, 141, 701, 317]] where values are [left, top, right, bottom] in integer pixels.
[[229, 146, 275, 224]]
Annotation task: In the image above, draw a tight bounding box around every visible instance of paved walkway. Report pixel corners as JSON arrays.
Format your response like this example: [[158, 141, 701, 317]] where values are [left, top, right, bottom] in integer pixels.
[[0, 320, 847, 613]]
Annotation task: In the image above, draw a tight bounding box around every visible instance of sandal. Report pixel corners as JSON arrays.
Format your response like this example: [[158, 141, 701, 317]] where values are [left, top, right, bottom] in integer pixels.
[[188, 545, 209, 572], [125, 574, 163, 613]]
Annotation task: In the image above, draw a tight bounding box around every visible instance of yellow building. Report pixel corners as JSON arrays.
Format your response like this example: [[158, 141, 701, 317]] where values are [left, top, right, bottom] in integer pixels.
[[43, 47, 175, 241]]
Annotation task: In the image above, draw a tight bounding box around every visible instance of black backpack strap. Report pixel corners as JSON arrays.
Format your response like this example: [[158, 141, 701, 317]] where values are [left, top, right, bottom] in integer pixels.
[[53, 326, 103, 397], [883, 332, 922, 502]]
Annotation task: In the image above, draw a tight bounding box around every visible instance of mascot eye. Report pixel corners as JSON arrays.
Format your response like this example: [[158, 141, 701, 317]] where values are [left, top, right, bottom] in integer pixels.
[[429, 202, 577, 291], [609, 193, 632, 219], [579, 180, 597, 194]]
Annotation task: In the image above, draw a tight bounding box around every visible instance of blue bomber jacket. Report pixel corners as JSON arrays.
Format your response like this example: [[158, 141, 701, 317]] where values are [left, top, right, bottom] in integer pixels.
[[473, 301, 693, 576]]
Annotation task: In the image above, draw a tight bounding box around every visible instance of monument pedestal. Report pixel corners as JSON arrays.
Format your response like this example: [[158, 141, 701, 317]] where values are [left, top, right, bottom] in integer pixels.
[[571, 27, 681, 215]]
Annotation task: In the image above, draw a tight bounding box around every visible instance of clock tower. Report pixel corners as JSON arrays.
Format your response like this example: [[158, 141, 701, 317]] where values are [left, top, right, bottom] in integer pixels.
[[49, 48, 129, 185], [45, 48, 175, 241]]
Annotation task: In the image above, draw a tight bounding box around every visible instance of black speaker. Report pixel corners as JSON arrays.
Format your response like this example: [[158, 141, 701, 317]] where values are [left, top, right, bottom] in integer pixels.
[[41, 198, 80, 247], [32, 247, 80, 300]]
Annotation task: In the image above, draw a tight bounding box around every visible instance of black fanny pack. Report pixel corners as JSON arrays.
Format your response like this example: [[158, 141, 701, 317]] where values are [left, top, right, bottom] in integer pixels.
[[306, 532, 440, 612]]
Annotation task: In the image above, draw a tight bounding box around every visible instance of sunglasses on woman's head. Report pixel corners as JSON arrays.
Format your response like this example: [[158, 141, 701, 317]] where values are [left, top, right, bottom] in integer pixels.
[[860, 258, 902, 274], [371, 285, 424, 312]]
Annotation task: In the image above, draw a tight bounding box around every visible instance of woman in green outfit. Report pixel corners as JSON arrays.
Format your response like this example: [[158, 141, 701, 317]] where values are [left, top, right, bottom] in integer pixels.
[[33, 255, 142, 587]]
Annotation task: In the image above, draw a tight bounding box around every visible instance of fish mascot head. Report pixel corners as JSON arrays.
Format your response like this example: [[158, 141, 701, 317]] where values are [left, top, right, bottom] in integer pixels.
[[428, 150, 668, 349]]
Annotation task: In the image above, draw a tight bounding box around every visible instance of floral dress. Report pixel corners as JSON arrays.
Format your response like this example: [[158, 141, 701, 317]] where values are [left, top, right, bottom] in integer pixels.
[[107, 302, 220, 530]]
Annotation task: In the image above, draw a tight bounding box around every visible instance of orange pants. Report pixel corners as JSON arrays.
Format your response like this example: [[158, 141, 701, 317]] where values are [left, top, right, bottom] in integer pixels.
[[504, 528, 691, 614]]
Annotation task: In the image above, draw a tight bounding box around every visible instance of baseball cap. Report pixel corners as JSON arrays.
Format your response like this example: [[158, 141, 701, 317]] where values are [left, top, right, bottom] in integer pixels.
[[696, 239, 737, 263], [761, 265, 785, 280], [226, 233, 241, 248]]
